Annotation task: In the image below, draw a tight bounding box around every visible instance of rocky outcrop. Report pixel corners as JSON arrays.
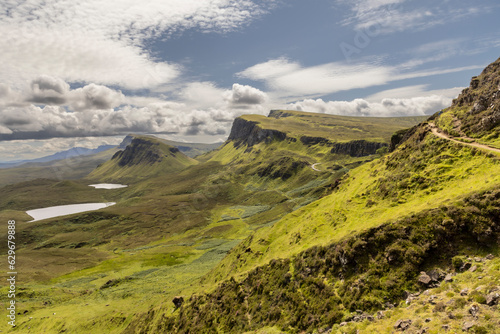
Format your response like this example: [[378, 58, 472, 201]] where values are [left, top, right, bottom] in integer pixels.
[[389, 126, 419, 152], [450, 57, 500, 135], [228, 117, 287, 147], [112, 138, 163, 167], [330, 140, 387, 157], [117, 135, 134, 149], [268, 110, 296, 119], [300, 136, 330, 145]]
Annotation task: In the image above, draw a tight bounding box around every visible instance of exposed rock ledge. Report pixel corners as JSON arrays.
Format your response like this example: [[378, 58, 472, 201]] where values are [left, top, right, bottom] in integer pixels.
[[330, 140, 387, 157], [228, 117, 287, 147]]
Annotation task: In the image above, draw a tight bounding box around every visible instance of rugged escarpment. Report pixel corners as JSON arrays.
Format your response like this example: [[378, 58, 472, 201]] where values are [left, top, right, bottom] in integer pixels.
[[229, 116, 389, 158], [449, 56, 500, 136], [389, 126, 419, 152], [330, 140, 387, 157], [228, 117, 288, 147]]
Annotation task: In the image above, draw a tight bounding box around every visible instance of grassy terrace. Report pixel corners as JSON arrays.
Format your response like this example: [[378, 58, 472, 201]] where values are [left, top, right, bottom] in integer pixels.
[[242, 110, 427, 142]]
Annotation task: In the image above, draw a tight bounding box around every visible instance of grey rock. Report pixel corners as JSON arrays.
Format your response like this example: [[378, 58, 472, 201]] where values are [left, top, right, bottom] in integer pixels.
[[418, 272, 432, 285], [469, 304, 480, 317], [427, 269, 442, 282], [394, 319, 412, 331], [460, 262, 472, 271], [460, 288, 469, 296], [468, 265, 478, 272], [462, 322, 475, 331], [486, 292, 500, 306], [444, 273, 453, 283]]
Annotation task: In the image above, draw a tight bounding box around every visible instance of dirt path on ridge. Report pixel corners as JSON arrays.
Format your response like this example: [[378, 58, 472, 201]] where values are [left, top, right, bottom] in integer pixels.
[[429, 123, 500, 154]]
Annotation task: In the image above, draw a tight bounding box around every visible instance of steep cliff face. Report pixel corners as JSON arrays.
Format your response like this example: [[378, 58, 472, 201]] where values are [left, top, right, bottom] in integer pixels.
[[228, 115, 388, 157], [451, 57, 500, 135], [330, 140, 387, 157], [228, 117, 287, 147]]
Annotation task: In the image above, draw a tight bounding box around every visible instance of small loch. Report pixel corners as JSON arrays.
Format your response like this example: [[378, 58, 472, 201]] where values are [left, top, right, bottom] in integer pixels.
[[26, 202, 116, 222]]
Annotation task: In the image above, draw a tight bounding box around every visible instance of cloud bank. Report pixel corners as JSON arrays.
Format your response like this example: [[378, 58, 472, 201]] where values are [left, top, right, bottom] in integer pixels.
[[0, 0, 276, 90], [0, 77, 269, 140]]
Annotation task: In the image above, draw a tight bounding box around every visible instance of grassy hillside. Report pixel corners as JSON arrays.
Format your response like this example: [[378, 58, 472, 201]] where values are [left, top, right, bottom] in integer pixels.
[[153, 187, 499, 333], [0, 110, 426, 333], [123, 128, 500, 332], [243, 110, 427, 143], [117, 61, 500, 332]]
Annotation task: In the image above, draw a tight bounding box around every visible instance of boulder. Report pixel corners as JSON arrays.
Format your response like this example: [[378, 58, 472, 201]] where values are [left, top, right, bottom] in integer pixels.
[[394, 319, 412, 331], [444, 273, 453, 283], [462, 322, 475, 332], [486, 292, 500, 306], [418, 272, 432, 286], [468, 304, 480, 317], [172, 296, 184, 308]]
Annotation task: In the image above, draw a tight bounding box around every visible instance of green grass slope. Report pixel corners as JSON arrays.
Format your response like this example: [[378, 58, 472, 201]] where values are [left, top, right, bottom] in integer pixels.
[[133, 124, 500, 332], [155, 188, 499, 333], [0, 110, 426, 333], [246, 110, 427, 142], [202, 121, 500, 287], [87, 135, 198, 183], [122, 62, 500, 332]]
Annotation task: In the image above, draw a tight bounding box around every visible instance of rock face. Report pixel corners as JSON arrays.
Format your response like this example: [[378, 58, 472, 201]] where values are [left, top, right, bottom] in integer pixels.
[[394, 319, 412, 331], [300, 136, 330, 145], [389, 126, 419, 152], [451, 57, 500, 135], [330, 140, 387, 157], [228, 117, 287, 147], [486, 292, 500, 306], [112, 138, 163, 167]]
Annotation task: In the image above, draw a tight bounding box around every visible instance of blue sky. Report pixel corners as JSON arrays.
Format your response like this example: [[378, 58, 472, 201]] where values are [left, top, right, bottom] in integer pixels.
[[0, 0, 499, 161]]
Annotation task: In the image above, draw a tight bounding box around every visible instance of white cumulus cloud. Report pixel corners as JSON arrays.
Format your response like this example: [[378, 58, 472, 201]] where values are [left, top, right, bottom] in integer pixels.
[[0, 0, 276, 90], [288, 95, 452, 117]]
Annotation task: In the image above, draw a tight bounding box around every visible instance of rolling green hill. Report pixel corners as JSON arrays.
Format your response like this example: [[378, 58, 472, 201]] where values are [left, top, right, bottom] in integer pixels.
[[124, 59, 500, 333], [87, 135, 198, 183], [0, 107, 425, 333], [1, 58, 499, 334]]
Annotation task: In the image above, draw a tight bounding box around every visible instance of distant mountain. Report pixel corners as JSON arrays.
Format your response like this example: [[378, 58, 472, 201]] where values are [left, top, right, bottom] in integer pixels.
[[86, 135, 198, 183], [0, 145, 116, 169], [118, 134, 223, 157]]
